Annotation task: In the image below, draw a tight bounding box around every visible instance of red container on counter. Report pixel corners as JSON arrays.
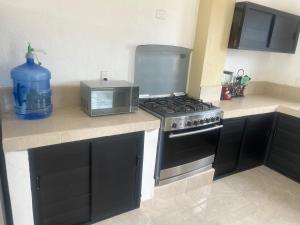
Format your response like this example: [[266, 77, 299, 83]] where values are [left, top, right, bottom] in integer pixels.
[[221, 86, 232, 100]]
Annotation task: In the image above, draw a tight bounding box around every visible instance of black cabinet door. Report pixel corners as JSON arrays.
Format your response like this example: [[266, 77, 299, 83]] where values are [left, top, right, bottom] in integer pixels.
[[214, 117, 246, 178], [269, 14, 300, 53], [229, 2, 300, 53], [239, 6, 274, 50], [239, 113, 274, 171], [228, 5, 244, 48], [29, 141, 90, 225], [267, 113, 300, 182], [91, 132, 144, 223]]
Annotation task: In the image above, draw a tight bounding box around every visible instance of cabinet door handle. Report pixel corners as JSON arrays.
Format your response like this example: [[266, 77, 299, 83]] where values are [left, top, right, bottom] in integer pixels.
[[36, 176, 41, 191], [136, 156, 140, 167], [293, 32, 298, 40], [169, 125, 223, 139], [273, 128, 278, 138], [233, 39, 238, 47], [266, 130, 270, 138]]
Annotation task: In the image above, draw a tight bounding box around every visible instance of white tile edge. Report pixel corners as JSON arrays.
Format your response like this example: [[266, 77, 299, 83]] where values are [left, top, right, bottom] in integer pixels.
[[141, 129, 159, 202], [5, 151, 34, 225]]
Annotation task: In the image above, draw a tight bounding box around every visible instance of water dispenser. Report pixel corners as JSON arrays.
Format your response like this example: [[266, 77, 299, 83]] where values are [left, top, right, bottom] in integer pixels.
[[10, 44, 52, 119]]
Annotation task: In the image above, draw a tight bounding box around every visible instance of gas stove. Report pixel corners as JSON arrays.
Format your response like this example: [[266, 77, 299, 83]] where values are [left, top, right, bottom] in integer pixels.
[[134, 45, 224, 186], [139, 95, 223, 131]]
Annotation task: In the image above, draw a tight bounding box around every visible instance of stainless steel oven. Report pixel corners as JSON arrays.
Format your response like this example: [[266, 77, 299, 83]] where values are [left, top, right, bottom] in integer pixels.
[[159, 124, 223, 185], [134, 45, 223, 186]]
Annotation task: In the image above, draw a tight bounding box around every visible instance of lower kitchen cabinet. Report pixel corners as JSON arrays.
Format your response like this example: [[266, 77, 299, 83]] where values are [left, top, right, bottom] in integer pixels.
[[267, 113, 300, 182], [29, 132, 144, 225], [91, 132, 144, 223], [214, 117, 246, 178], [29, 141, 91, 225], [214, 113, 274, 179], [238, 113, 274, 171]]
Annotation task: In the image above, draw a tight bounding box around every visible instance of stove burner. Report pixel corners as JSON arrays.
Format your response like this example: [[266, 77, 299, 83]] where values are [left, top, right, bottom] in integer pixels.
[[183, 105, 194, 112], [157, 99, 168, 105], [144, 100, 159, 108], [160, 107, 175, 114], [140, 95, 214, 116]]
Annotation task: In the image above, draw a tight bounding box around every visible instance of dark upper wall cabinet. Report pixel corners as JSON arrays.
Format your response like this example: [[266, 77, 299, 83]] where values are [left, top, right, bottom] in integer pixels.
[[269, 13, 300, 53], [228, 2, 300, 53]]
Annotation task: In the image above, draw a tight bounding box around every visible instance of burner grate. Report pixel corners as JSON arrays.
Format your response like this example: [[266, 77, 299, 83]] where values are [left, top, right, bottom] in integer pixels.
[[140, 95, 214, 116]]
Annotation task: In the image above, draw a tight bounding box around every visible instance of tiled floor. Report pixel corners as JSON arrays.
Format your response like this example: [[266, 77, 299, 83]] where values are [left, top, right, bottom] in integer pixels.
[[94, 166, 300, 225]]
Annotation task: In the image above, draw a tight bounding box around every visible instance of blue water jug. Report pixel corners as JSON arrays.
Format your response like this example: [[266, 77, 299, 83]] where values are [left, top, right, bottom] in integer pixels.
[[10, 44, 52, 120]]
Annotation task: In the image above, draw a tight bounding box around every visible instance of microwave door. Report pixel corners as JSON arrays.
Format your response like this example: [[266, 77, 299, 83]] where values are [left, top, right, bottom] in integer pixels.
[[91, 89, 114, 115]]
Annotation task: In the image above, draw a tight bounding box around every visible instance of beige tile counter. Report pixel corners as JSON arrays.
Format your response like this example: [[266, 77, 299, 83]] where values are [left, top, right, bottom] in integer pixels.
[[3, 95, 300, 152], [220, 95, 300, 119], [1, 108, 160, 152]]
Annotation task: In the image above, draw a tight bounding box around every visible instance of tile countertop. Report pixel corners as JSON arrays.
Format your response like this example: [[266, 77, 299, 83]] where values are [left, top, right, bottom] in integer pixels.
[[220, 95, 300, 119], [1, 108, 161, 152], [2, 95, 300, 153]]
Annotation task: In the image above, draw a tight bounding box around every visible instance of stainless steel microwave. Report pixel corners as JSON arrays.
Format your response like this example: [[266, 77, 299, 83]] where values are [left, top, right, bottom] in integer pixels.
[[80, 80, 139, 116]]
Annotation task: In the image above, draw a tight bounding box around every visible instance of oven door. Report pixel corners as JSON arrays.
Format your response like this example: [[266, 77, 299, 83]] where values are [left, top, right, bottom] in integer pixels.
[[159, 124, 222, 185]]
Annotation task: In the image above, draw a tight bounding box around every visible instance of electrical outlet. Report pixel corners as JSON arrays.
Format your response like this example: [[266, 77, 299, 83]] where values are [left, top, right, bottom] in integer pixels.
[[100, 71, 110, 80], [295, 77, 300, 86], [155, 9, 167, 20]]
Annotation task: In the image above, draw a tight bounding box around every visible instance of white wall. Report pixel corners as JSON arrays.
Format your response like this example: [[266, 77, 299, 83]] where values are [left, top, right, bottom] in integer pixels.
[[0, 0, 199, 87], [225, 0, 300, 87]]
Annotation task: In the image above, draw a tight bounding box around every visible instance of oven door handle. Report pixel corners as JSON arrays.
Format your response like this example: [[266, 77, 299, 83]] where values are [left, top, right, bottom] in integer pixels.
[[169, 125, 223, 139]]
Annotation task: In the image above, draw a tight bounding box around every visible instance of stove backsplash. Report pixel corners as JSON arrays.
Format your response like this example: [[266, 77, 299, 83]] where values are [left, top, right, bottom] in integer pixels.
[[134, 45, 191, 97]]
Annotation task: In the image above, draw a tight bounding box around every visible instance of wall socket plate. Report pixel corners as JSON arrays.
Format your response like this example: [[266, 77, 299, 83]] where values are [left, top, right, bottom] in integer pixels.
[[155, 9, 167, 20], [100, 71, 110, 80]]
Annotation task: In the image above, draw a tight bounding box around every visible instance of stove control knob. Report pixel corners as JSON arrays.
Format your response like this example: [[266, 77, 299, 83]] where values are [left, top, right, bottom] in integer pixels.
[[171, 123, 177, 129], [211, 117, 215, 122], [199, 120, 204, 125], [205, 118, 210, 123], [186, 121, 192, 126], [193, 121, 199, 126], [216, 116, 220, 121]]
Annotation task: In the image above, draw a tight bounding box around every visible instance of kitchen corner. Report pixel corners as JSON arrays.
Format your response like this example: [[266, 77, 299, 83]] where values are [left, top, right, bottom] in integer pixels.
[[1, 0, 300, 225]]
